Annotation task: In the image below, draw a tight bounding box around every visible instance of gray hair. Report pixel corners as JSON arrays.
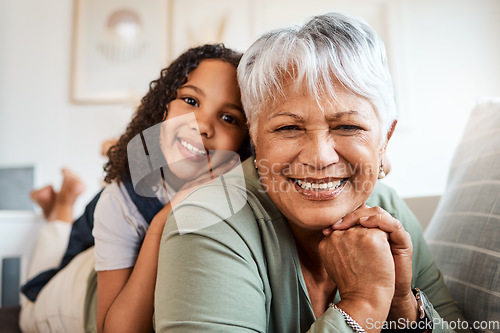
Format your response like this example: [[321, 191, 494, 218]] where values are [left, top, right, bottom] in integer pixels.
[[238, 12, 397, 144]]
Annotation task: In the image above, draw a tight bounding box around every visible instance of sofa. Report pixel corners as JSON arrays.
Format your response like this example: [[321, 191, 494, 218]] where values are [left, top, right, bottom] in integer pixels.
[[423, 97, 500, 332]]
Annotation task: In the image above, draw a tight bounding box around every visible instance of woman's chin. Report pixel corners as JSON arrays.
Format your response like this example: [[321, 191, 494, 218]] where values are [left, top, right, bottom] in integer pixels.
[[285, 209, 343, 231]]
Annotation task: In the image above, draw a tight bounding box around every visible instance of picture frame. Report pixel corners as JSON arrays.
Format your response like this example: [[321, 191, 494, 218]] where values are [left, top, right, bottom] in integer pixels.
[[70, 0, 169, 104], [168, 0, 256, 59]]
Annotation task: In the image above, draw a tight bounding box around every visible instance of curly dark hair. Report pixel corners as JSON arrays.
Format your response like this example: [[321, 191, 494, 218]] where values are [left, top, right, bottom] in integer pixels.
[[104, 44, 251, 184]]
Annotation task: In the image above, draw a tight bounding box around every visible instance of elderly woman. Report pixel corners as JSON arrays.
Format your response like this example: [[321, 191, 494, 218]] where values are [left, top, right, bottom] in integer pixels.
[[155, 13, 470, 332]]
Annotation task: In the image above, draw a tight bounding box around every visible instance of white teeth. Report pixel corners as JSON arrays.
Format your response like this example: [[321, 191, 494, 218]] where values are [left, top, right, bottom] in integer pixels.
[[180, 139, 206, 156], [296, 180, 312, 190], [294, 179, 345, 191]]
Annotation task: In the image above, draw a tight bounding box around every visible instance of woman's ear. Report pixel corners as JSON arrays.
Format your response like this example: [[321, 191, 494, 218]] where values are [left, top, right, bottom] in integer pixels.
[[380, 119, 397, 152], [380, 151, 391, 176], [386, 119, 397, 143], [385, 119, 398, 145], [378, 120, 397, 177]]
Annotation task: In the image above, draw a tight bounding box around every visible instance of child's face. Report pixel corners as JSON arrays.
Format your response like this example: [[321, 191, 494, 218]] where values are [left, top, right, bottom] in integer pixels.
[[160, 59, 247, 183]]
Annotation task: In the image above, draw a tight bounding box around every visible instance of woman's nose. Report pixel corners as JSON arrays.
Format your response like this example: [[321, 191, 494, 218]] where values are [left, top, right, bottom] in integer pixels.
[[298, 133, 339, 169]]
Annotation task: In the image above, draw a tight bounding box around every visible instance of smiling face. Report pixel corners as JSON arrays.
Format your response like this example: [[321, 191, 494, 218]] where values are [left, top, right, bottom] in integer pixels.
[[253, 83, 387, 231], [160, 59, 248, 188]]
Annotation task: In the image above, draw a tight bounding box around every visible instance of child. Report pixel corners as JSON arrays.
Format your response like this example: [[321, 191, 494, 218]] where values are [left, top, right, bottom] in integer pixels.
[[20, 44, 251, 333]]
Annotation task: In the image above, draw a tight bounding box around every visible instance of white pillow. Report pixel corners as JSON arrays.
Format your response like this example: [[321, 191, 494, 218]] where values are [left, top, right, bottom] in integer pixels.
[[425, 97, 500, 327]]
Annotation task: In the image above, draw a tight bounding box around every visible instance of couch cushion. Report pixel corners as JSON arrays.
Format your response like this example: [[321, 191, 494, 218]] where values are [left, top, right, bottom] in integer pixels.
[[424, 97, 500, 326]]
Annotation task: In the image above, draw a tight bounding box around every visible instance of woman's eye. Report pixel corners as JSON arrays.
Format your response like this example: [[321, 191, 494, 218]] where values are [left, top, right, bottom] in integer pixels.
[[275, 125, 299, 132], [221, 114, 237, 125], [182, 97, 198, 107], [335, 125, 363, 132]]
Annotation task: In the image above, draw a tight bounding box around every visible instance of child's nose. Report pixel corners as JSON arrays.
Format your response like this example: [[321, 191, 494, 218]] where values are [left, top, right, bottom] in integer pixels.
[[194, 110, 215, 138]]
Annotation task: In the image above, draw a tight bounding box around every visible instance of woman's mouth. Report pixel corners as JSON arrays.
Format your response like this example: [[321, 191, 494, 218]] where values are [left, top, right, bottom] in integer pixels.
[[294, 178, 348, 191], [290, 177, 349, 200]]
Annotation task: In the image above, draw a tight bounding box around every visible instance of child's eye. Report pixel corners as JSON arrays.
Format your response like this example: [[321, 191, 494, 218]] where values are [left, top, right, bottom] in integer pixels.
[[221, 114, 237, 125], [182, 97, 198, 107]]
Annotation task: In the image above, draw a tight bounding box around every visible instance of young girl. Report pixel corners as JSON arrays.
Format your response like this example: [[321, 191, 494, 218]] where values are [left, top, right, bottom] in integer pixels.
[[20, 44, 251, 333]]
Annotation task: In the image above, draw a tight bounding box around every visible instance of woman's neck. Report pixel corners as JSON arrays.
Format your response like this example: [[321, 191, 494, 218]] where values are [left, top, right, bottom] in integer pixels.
[[289, 223, 328, 277], [289, 222, 337, 318]]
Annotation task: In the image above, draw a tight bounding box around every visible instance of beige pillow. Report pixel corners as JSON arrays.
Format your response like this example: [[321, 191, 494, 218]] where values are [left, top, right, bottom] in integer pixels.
[[425, 97, 500, 327]]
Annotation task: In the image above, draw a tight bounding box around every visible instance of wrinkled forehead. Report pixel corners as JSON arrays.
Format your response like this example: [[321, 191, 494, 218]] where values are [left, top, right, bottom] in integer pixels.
[[262, 71, 377, 119]]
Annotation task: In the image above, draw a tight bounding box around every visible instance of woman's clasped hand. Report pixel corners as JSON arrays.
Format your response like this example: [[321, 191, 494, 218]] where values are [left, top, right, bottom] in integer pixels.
[[320, 204, 417, 324]]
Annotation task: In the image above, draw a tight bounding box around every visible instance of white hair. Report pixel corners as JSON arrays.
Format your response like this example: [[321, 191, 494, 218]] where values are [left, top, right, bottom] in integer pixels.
[[238, 12, 397, 144]]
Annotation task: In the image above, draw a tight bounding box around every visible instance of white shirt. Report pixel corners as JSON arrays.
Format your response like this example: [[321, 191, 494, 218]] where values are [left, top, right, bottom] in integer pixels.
[[93, 182, 167, 271]]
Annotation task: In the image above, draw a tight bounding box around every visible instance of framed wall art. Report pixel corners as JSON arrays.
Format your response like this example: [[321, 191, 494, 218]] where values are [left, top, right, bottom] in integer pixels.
[[71, 0, 169, 103], [168, 0, 256, 59]]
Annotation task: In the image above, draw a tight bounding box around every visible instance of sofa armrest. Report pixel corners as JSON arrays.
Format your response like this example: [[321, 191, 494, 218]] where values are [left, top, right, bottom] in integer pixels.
[[403, 195, 441, 231]]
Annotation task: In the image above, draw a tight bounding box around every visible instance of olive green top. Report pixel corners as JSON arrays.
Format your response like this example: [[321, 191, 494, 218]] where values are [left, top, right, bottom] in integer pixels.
[[154, 158, 469, 332]]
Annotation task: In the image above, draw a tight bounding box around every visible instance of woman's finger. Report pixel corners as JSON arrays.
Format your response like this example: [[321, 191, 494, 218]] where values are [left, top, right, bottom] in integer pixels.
[[322, 226, 334, 236], [332, 205, 393, 230], [330, 204, 372, 229], [328, 205, 412, 252], [358, 212, 412, 251]]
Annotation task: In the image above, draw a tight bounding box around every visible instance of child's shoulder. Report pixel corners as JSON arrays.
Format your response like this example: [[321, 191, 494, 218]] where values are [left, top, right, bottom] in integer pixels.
[[100, 181, 131, 201], [95, 181, 139, 218]]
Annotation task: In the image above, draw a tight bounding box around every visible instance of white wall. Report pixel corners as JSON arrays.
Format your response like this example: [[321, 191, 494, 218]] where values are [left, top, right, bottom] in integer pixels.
[[0, 0, 136, 214], [382, 0, 500, 197], [1, 0, 499, 217]]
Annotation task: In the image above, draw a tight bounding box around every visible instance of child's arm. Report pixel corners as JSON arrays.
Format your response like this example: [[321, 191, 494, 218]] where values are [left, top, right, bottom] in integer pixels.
[[96, 157, 239, 333], [97, 202, 171, 333]]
